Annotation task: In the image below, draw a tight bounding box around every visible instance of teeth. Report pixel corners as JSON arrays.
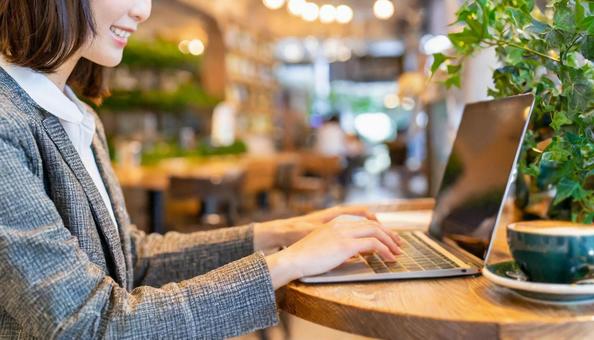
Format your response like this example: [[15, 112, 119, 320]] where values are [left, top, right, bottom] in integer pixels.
[[110, 26, 131, 39]]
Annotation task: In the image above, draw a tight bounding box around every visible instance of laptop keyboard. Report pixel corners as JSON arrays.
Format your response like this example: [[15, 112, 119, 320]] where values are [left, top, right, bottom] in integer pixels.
[[363, 232, 459, 273]]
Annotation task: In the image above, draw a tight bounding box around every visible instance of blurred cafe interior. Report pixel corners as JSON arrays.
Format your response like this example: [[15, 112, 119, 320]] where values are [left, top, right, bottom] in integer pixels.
[[106, 0, 484, 236]]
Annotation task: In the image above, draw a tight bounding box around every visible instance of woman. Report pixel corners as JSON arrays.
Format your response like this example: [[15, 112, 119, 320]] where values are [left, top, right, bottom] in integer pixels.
[[0, 1, 401, 338]]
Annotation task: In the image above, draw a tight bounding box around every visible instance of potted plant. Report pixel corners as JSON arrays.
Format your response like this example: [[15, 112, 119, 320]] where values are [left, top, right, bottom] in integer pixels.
[[432, 0, 593, 223]]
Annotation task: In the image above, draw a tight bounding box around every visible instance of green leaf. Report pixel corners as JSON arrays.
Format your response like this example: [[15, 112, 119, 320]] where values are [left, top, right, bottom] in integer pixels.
[[545, 29, 571, 48], [507, 8, 531, 28], [431, 53, 448, 74], [554, 178, 588, 205], [448, 29, 481, 51], [576, 0, 586, 24], [553, 4, 576, 32], [527, 19, 552, 34], [445, 74, 461, 89], [551, 111, 573, 130], [447, 64, 462, 74], [582, 35, 594, 60], [579, 17, 594, 34], [585, 213, 594, 225], [523, 163, 540, 177], [561, 67, 594, 111], [504, 46, 525, 65]]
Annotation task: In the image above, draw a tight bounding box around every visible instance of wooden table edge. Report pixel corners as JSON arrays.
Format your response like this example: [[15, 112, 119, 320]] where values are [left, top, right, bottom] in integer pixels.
[[277, 198, 594, 339]]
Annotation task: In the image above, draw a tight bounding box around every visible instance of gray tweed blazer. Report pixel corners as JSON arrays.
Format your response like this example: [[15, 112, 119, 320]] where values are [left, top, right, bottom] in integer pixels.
[[0, 68, 278, 339]]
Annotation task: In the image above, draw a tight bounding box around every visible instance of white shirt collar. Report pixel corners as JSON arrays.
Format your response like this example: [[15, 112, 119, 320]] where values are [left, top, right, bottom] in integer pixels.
[[0, 56, 84, 124]]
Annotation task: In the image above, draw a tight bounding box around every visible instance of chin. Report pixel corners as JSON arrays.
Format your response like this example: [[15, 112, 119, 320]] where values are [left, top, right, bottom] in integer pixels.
[[90, 51, 124, 68]]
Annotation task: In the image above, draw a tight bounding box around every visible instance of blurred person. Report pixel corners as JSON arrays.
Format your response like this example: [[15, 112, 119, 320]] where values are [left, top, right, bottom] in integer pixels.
[[314, 114, 347, 157], [344, 133, 367, 186], [0, 1, 401, 338], [210, 100, 237, 147]]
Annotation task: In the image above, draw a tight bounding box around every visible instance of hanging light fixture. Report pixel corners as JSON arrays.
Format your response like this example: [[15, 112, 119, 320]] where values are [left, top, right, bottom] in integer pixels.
[[319, 4, 336, 23], [301, 2, 320, 22], [335, 4, 353, 24], [287, 0, 306, 16], [188, 39, 205, 56], [178, 40, 190, 54], [373, 0, 394, 20], [263, 0, 285, 10], [188, 39, 205, 55]]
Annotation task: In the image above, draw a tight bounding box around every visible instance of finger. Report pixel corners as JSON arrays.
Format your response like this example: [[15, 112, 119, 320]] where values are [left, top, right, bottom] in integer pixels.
[[317, 207, 342, 223], [342, 222, 401, 254], [375, 223, 402, 245], [352, 238, 396, 262], [344, 206, 378, 221]]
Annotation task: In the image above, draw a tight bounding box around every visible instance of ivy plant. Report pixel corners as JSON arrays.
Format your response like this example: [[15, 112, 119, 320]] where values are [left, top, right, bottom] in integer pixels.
[[432, 0, 593, 223]]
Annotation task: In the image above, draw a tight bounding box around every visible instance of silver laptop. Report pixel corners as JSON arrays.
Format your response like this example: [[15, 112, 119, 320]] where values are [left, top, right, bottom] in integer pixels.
[[301, 94, 535, 283]]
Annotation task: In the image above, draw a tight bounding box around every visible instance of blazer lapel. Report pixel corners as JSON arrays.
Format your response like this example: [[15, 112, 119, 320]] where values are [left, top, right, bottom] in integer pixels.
[[42, 115, 128, 287], [91, 132, 135, 289]]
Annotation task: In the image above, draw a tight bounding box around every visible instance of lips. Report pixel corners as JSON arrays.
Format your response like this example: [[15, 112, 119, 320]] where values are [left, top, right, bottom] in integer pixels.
[[110, 26, 132, 39]]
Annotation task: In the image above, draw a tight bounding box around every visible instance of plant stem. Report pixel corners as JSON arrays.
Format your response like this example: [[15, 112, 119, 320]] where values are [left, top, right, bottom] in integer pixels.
[[487, 38, 560, 63]]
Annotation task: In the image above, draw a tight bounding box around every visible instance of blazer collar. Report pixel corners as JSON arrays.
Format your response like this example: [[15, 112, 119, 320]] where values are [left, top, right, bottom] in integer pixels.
[[0, 56, 84, 124]]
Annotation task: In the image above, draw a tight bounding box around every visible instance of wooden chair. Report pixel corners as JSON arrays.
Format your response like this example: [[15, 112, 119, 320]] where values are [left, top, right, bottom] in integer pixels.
[[298, 152, 345, 205], [167, 171, 245, 228], [240, 157, 278, 213], [270, 154, 326, 214]]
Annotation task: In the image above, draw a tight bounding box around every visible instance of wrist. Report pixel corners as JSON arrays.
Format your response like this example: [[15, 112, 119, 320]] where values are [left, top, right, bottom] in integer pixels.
[[253, 221, 286, 251], [265, 249, 302, 289]]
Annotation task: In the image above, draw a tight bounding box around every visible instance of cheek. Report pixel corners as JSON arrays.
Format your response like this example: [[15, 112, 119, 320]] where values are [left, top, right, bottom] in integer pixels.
[[82, 0, 129, 67], [81, 34, 124, 67]]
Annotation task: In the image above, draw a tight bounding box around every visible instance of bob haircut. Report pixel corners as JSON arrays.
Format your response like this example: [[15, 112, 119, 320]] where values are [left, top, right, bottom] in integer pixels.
[[0, 0, 108, 102]]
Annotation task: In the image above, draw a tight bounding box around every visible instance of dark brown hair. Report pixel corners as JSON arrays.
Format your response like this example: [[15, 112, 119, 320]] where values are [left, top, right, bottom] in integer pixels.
[[0, 0, 109, 102]]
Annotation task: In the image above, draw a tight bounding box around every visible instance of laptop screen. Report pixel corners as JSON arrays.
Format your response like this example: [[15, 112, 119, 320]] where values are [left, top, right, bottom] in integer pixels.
[[428, 94, 534, 260]]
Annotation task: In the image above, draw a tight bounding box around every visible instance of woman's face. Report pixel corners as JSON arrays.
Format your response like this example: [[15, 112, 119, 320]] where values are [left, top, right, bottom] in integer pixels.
[[81, 0, 152, 67]]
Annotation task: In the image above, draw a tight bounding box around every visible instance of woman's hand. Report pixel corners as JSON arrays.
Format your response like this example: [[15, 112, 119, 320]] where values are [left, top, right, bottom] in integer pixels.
[[253, 205, 380, 250], [265, 218, 401, 289], [294, 205, 378, 224]]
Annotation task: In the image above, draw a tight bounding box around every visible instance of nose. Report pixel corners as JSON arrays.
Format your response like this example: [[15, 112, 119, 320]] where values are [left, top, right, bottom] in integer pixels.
[[130, 0, 152, 24]]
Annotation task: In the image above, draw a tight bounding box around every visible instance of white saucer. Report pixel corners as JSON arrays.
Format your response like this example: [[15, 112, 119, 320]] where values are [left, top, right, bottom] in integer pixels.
[[483, 261, 594, 304]]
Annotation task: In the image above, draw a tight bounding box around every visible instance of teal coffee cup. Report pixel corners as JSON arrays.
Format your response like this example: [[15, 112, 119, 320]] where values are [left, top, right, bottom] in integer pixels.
[[507, 221, 594, 284]]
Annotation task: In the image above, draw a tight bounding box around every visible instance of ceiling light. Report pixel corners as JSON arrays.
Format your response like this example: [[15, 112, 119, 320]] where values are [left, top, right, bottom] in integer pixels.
[[337, 45, 352, 62], [421, 35, 453, 54], [384, 94, 400, 109], [288, 0, 306, 16], [178, 40, 190, 54], [263, 0, 285, 10], [373, 0, 395, 20], [188, 39, 205, 55], [280, 40, 305, 63], [319, 4, 336, 23], [301, 2, 319, 22], [335, 4, 353, 24]]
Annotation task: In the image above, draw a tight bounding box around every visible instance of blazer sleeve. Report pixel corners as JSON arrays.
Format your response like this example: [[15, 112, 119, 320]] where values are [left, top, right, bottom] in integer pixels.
[[128, 224, 258, 287], [88, 107, 259, 287], [0, 119, 278, 339]]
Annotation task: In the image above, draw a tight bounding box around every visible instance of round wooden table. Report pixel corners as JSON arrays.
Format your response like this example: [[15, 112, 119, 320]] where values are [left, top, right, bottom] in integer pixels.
[[278, 201, 594, 339]]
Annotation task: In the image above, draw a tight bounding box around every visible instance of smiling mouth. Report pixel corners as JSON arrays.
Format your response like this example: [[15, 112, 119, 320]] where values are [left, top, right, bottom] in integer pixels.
[[110, 26, 132, 40]]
